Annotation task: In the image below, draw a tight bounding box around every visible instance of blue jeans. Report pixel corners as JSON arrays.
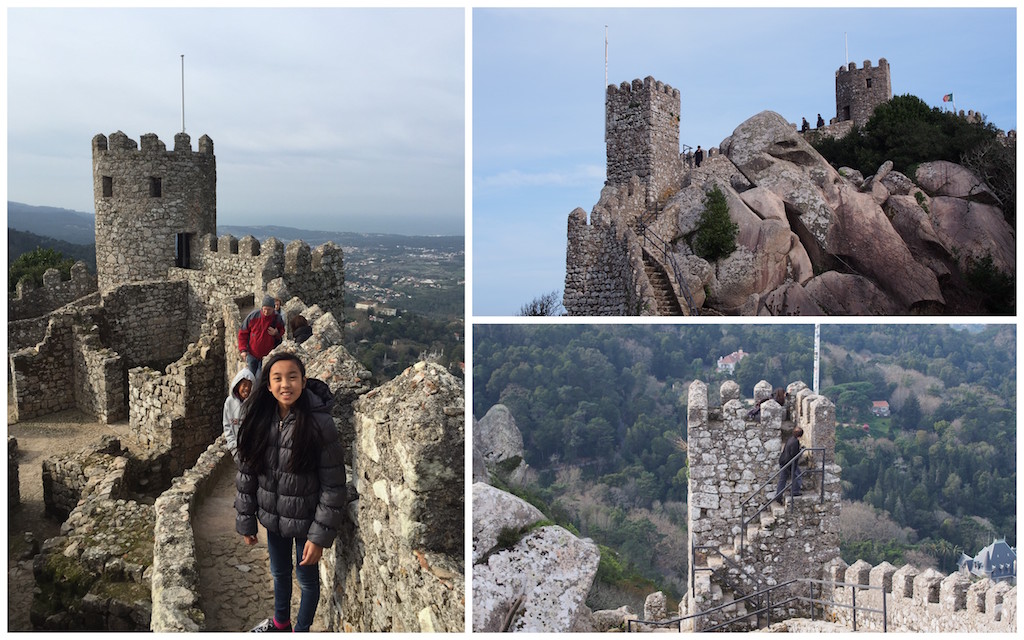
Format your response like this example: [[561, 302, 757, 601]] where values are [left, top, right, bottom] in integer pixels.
[[266, 529, 320, 632], [246, 354, 263, 384]]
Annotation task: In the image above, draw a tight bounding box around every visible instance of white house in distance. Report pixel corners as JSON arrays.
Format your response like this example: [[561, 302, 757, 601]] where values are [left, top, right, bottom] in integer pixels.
[[717, 349, 746, 374], [872, 400, 890, 417]]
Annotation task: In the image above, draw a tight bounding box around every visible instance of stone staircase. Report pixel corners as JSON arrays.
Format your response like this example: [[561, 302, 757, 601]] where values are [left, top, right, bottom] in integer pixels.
[[694, 466, 821, 631], [642, 252, 683, 315]]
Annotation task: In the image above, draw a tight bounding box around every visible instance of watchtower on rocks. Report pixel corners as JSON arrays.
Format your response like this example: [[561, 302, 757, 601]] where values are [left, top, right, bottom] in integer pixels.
[[605, 76, 683, 209], [835, 58, 892, 127], [686, 379, 841, 630], [92, 131, 217, 294]]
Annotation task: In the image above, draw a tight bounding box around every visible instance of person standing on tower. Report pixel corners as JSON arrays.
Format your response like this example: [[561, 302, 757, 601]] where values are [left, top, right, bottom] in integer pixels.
[[816, 113, 825, 128], [694, 145, 704, 168], [774, 427, 804, 504]]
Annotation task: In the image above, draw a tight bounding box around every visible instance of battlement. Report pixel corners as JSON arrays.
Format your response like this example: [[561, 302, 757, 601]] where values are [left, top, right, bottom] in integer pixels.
[[606, 76, 680, 100], [92, 131, 214, 156], [823, 558, 1016, 632], [836, 57, 889, 75], [9, 261, 98, 322]]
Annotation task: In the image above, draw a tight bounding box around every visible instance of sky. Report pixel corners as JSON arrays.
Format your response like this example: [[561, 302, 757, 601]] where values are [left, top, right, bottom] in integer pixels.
[[6, 7, 465, 236], [472, 6, 1017, 316]]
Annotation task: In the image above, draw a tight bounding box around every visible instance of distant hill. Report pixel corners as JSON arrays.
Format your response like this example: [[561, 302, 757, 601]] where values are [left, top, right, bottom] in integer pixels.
[[218, 225, 464, 251], [8, 229, 96, 269], [6, 203, 463, 252], [8, 202, 96, 245]]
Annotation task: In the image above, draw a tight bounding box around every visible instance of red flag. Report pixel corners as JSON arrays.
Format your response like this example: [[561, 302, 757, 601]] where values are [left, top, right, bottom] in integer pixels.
[[942, 93, 953, 102]]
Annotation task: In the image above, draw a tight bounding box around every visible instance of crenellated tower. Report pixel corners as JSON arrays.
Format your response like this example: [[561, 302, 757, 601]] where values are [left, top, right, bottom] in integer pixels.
[[92, 131, 216, 294], [835, 58, 892, 127], [605, 76, 683, 208]]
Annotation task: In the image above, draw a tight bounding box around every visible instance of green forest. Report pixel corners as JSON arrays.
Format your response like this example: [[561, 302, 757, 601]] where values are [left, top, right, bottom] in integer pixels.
[[474, 324, 1016, 606]]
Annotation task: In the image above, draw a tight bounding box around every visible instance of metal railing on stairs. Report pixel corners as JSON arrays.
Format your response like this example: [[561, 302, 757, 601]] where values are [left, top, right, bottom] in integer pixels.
[[739, 447, 826, 554], [634, 217, 699, 316], [690, 542, 766, 627]]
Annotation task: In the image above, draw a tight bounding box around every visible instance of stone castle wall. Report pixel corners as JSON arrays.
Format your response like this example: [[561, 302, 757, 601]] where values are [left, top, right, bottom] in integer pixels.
[[100, 281, 190, 369], [10, 311, 79, 421], [564, 179, 658, 316], [822, 558, 1016, 632], [150, 438, 231, 632], [327, 362, 465, 632], [93, 131, 216, 294], [128, 321, 225, 477], [169, 234, 345, 321], [72, 322, 126, 423], [835, 59, 892, 127], [9, 262, 98, 322], [606, 76, 683, 208]]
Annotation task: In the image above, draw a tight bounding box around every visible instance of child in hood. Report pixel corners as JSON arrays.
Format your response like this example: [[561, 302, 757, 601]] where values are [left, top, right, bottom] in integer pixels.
[[223, 367, 256, 458]]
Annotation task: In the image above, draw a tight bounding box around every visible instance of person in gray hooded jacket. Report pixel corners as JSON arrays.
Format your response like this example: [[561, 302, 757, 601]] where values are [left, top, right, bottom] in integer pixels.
[[235, 352, 346, 632]]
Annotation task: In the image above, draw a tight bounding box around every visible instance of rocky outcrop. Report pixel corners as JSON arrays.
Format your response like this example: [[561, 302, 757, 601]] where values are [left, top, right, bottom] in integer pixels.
[[472, 483, 545, 564], [472, 482, 600, 632], [475, 404, 524, 464], [916, 160, 1000, 205], [568, 94, 1014, 316], [927, 197, 1015, 275], [475, 404, 529, 483]]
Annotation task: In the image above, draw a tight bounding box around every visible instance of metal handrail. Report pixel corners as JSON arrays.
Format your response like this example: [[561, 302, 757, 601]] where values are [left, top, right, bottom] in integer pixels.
[[626, 577, 889, 633], [739, 447, 825, 554], [635, 220, 699, 316], [692, 544, 767, 628]]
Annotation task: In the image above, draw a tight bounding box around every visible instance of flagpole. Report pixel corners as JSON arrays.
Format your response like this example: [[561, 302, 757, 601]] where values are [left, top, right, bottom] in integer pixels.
[[180, 54, 185, 133], [844, 32, 848, 66]]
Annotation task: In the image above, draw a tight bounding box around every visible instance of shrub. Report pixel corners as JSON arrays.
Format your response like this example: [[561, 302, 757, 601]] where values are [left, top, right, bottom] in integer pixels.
[[9, 247, 74, 293], [691, 185, 738, 261]]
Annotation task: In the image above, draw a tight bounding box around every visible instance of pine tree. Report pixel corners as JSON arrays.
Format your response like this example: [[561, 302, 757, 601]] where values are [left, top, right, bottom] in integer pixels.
[[691, 185, 738, 261]]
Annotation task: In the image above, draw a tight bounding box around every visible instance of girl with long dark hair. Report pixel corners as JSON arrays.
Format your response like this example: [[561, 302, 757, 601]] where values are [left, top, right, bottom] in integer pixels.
[[235, 352, 346, 632]]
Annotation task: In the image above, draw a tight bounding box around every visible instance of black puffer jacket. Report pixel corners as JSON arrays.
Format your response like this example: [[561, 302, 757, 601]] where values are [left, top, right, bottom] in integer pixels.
[[235, 378, 346, 548]]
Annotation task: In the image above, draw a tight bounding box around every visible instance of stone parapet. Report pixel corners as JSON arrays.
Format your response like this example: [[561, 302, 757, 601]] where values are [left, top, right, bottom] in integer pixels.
[[9, 262, 98, 322], [826, 560, 1016, 632], [327, 361, 464, 632], [150, 437, 230, 632]]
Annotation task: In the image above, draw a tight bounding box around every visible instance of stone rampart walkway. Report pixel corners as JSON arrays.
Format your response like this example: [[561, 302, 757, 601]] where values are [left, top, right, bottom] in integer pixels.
[[193, 454, 326, 632]]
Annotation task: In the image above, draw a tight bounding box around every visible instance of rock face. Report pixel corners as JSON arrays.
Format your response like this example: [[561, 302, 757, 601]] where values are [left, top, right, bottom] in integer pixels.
[[472, 483, 546, 564], [475, 403, 525, 466], [472, 483, 600, 632]]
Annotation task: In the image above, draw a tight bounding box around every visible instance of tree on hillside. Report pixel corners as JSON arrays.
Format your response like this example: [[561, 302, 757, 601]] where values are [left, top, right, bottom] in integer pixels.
[[893, 393, 923, 432], [9, 247, 74, 293], [690, 185, 738, 262]]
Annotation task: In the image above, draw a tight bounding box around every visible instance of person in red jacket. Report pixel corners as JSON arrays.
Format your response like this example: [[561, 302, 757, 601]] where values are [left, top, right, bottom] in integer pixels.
[[239, 295, 285, 382]]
